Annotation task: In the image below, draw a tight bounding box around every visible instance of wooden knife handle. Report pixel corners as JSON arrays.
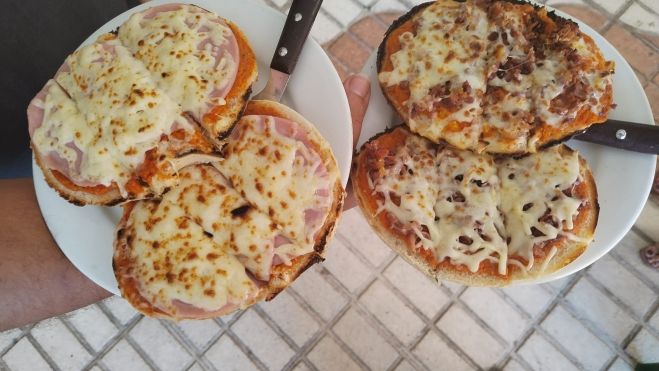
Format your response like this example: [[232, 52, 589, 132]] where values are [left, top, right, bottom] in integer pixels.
[[575, 119, 659, 154], [270, 0, 323, 75]]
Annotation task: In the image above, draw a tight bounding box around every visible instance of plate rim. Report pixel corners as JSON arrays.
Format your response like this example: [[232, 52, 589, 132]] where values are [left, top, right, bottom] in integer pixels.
[[32, 0, 353, 295], [358, 4, 655, 286]]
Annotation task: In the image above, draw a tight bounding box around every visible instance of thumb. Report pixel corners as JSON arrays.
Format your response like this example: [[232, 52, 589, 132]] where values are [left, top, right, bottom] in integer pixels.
[[343, 74, 371, 149]]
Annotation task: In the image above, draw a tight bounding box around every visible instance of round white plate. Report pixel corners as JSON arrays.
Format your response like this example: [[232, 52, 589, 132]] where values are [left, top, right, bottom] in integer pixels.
[[32, 0, 352, 295], [358, 8, 655, 285]]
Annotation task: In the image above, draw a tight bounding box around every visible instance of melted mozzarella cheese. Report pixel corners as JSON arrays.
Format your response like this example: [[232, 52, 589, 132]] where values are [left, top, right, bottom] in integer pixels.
[[498, 147, 585, 269], [378, 0, 613, 153], [379, 1, 489, 149], [127, 198, 258, 314], [369, 131, 588, 274], [218, 115, 333, 251], [118, 4, 238, 119], [34, 38, 189, 194]]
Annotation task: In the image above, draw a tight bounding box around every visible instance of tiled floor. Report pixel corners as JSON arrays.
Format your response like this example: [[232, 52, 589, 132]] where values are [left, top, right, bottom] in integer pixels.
[[2, 0, 658, 370]]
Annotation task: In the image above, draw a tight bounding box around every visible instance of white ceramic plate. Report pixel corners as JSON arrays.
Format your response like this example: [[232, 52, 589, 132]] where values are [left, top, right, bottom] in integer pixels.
[[32, 0, 352, 295], [359, 8, 655, 285]]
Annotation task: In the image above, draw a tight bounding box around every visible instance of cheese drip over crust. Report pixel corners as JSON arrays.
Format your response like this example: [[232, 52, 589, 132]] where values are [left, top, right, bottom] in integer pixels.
[[32, 39, 189, 195], [379, 0, 614, 153], [368, 133, 588, 274], [118, 4, 238, 120], [219, 115, 334, 252]]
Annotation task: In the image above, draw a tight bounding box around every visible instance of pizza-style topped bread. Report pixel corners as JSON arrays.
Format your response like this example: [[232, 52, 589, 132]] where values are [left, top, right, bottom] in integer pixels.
[[351, 126, 598, 286], [377, 0, 615, 154], [27, 4, 257, 206], [114, 100, 345, 319]]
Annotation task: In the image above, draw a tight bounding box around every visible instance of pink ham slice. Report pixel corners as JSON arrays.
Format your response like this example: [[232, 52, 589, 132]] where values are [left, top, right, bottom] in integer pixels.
[[121, 3, 240, 119], [226, 115, 332, 247]]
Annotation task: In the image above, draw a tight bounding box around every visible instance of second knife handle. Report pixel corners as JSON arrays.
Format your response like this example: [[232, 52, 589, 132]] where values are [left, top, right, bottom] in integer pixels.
[[576, 119, 659, 154], [270, 0, 323, 75]]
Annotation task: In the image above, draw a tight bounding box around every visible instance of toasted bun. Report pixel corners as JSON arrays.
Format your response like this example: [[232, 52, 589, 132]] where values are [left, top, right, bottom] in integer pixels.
[[200, 19, 258, 144], [114, 102, 345, 319], [351, 126, 598, 286], [376, 0, 614, 155]]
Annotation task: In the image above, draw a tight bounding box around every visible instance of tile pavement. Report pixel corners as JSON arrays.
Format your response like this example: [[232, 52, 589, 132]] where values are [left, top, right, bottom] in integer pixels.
[[2, 0, 659, 370]]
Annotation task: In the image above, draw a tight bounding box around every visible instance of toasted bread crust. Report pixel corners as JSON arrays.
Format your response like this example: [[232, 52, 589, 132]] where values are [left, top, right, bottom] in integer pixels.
[[376, 0, 613, 155], [200, 20, 258, 144], [351, 126, 598, 286], [114, 101, 345, 319]]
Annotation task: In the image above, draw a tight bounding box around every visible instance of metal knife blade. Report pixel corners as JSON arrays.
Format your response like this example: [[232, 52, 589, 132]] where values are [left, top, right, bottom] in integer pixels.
[[252, 0, 323, 102]]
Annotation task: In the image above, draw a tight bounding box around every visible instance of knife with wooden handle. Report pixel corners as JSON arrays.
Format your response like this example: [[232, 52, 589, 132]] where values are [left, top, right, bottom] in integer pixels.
[[574, 119, 659, 154], [253, 0, 323, 102]]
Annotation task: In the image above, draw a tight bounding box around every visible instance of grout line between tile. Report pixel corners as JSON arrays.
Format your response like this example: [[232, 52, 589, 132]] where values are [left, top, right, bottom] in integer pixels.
[[24, 332, 61, 371], [0, 327, 29, 359], [607, 251, 659, 294], [158, 320, 206, 371], [335, 233, 481, 370], [250, 305, 304, 369], [493, 271, 584, 370], [221, 325, 269, 371], [599, 0, 634, 34], [57, 316, 100, 361]]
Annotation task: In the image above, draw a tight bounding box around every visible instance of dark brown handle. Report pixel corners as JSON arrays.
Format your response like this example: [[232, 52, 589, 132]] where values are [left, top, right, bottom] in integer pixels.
[[270, 0, 323, 74], [575, 119, 659, 154]]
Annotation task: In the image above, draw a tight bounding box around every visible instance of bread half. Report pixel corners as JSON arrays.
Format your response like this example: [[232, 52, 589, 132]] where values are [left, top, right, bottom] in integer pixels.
[[377, 0, 614, 154], [351, 126, 598, 286], [114, 101, 345, 319]]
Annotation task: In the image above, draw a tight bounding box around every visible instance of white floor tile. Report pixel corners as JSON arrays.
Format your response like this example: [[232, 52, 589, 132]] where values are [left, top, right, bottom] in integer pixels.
[[323, 0, 364, 26], [65, 304, 118, 351], [185, 363, 204, 371], [565, 279, 636, 342], [204, 335, 258, 371], [649, 309, 659, 333], [30, 318, 92, 371], [371, 0, 408, 13], [542, 274, 577, 293], [269, 0, 288, 9], [102, 339, 151, 371], [259, 290, 320, 347], [322, 238, 372, 292], [129, 318, 192, 371], [436, 305, 504, 368], [541, 306, 612, 370], [2, 337, 51, 371], [634, 199, 659, 243], [231, 309, 295, 370], [545, 0, 585, 6], [383, 257, 450, 318], [608, 357, 634, 371], [174, 319, 221, 350], [501, 284, 554, 317], [518, 333, 579, 371], [503, 359, 526, 371], [360, 280, 426, 344], [594, 0, 628, 14], [620, 2, 659, 35], [290, 265, 348, 321], [308, 335, 362, 371], [338, 209, 393, 267], [311, 11, 343, 44], [640, 0, 659, 14], [611, 231, 659, 289], [626, 329, 659, 363], [442, 280, 465, 294], [588, 254, 655, 317], [102, 296, 139, 325], [412, 331, 473, 371], [333, 307, 398, 370], [394, 360, 416, 371], [291, 361, 311, 371], [0, 328, 22, 353], [460, 288, 528, 343]]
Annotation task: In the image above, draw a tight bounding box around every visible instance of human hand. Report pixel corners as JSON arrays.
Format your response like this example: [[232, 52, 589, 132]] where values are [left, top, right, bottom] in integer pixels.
[[342, 73, 371, 210]]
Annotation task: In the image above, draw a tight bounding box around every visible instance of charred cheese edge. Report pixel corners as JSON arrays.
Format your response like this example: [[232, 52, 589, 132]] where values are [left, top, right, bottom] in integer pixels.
[[361, 127, 593, 275], [378, 0, 614, 153]]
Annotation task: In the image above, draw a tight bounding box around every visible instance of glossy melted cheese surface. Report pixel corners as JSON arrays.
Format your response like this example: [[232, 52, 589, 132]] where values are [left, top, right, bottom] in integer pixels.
[[118, 4, 238, 119], [378, 0, 613, 153], [369, 133, 589, 274], [33, 39, 188, 194]]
